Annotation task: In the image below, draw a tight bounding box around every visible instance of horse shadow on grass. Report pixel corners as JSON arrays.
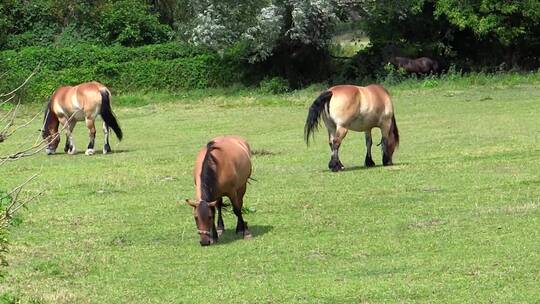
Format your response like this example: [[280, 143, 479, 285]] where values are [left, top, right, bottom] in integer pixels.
[[214, 225, 273, 246], [319, 162, 410, 173], [53, 149, 131, 156]]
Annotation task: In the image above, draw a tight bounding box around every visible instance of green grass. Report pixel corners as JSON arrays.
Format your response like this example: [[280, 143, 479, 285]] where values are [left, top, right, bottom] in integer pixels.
[[1, 77, 540, 303]]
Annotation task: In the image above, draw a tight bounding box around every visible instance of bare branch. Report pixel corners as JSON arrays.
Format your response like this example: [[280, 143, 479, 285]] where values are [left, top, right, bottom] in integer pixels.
[[0, 101, 21, 141], [0, 64, 40, 98], [1, 65, 40, 144], [0, 174, 41, 227], [1, 64, 43, 266], [0, 94, 16, 108], [2, 111, 40, 141], [0, 111, 78, 164]]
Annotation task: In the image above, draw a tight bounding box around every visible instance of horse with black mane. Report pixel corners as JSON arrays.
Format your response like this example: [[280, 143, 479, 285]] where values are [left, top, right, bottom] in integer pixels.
[[42, 81, 122, 155], [305, 84, 399, 171], [390, 56, 439, 75], [186, 136, 253, 246]]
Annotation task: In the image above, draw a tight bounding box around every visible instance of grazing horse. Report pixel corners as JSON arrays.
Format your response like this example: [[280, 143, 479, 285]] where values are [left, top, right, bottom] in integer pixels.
[[41, 81, 123, 155], [186, 136, 253, 246], [390, 56, 439, 75], [305, 84, 399, 172]]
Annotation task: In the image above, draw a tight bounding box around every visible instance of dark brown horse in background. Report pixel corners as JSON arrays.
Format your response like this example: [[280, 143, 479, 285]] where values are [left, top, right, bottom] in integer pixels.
[[390, 57, 439, 75]]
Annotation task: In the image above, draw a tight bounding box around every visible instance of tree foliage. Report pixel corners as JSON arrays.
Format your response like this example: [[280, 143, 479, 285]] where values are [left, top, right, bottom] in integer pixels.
[[0, 0, 171, 48], [340, 0, 540, 82], [1, 0, 539, 87]]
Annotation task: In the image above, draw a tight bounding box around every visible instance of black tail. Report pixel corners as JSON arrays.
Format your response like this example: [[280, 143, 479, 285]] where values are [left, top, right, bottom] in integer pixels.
[[100, 89, 123, 141], [304, 90, 333, 145], [390, 114, 399, 148]]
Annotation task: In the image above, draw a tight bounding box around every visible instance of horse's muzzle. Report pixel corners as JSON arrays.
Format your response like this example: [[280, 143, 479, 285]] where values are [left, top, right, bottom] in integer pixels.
[[200, 239, 212, 246]]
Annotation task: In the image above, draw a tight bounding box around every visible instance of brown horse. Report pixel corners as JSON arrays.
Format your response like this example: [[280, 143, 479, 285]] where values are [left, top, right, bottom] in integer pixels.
[[305, 84, 399, 171], [186, 136, 253, 246], [42, 81, 123, 155], [390, 56, 439, 75]]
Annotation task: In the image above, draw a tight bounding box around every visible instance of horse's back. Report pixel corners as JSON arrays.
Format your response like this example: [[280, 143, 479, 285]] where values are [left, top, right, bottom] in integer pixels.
[[416, 57, 438, 73], [51, 81, 109, 120], [194, 136, 252, 196], [75, 81, 109, 109], [357, 85, 393, 125], [326, 85, 361, 125], [327, 84, 393, 131], [213, 136, 252, 178]]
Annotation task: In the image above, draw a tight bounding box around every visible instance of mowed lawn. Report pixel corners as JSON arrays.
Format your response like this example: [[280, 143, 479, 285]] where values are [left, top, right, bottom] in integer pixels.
[[1, 82, 539, 303]]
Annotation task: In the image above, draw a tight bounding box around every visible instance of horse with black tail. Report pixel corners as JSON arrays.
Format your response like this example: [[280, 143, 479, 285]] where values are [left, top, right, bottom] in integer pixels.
[[305, 84, 399, 172], [42, 81, 123, 155], [186, 136, 253, 246]]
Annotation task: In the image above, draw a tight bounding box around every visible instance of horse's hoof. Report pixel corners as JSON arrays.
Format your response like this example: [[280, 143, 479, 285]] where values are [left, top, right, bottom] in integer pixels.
[[217, 229, 224, 238], [103, 144, 112, 155], [329, 158, 345, 172], [365, 159, 376, 167], [85, 149, 95, 156], [68, 148, 77, 155], [45, 149, 55, 155], [243, 232, 253, 240]]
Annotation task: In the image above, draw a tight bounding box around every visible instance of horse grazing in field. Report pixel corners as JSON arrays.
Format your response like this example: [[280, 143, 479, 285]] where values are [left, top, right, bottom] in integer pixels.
[[390, 56, 439, 75], [42, 81, 123, 155], [186, 136, 253, 246], [305, 84, 399, 172]]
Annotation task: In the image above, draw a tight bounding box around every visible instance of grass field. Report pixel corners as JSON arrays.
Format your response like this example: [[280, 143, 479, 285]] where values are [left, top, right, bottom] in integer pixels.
[[1, 77, 540, 303]]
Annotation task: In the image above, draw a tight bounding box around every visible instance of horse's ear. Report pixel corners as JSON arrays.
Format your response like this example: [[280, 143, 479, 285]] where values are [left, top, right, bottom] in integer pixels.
[[185, 199, 199, 207]]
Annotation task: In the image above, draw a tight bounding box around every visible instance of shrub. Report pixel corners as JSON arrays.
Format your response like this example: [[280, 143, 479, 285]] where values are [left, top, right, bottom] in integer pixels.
[[0, 43, 245, 102], [259, 77, 290, 94], [99, 0, 171, 47]]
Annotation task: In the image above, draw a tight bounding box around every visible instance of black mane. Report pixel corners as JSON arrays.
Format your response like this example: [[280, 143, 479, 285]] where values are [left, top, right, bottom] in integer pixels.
[[200, 141, 219, 202], [41, 98, 53, 138]]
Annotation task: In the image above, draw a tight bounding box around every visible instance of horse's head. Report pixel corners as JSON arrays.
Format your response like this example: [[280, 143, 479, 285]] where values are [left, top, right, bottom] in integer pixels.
[[42, 100, 60, 154], [186, 199, 217, 246]]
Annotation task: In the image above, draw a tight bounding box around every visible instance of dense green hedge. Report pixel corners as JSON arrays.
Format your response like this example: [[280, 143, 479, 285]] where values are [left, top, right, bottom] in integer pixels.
[[0, 42, 244, 102]]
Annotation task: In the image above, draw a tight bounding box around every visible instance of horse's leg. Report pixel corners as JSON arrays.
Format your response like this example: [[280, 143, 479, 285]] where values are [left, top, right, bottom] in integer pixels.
[[85, 118, 96, 156], [102, 122, 111, 154], [63, 133, 70, 153], [328, 126, 348, 172], [232, 185, 252, 239], [380, 123, 393, 166], [62, 118, 76, 155], [364, 129, 376, 167], [210, 205, 218, 242], [59, 116, 70, 153], [325, 120, 339, 171], [216, 197, 224, 237]]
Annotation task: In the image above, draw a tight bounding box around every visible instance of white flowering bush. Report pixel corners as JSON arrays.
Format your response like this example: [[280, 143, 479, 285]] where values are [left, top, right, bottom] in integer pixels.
[[189, 4, 234, 50], [188, 0, 339, 63], [243, 5, 284, 63], [286, 0, 337, 47]]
